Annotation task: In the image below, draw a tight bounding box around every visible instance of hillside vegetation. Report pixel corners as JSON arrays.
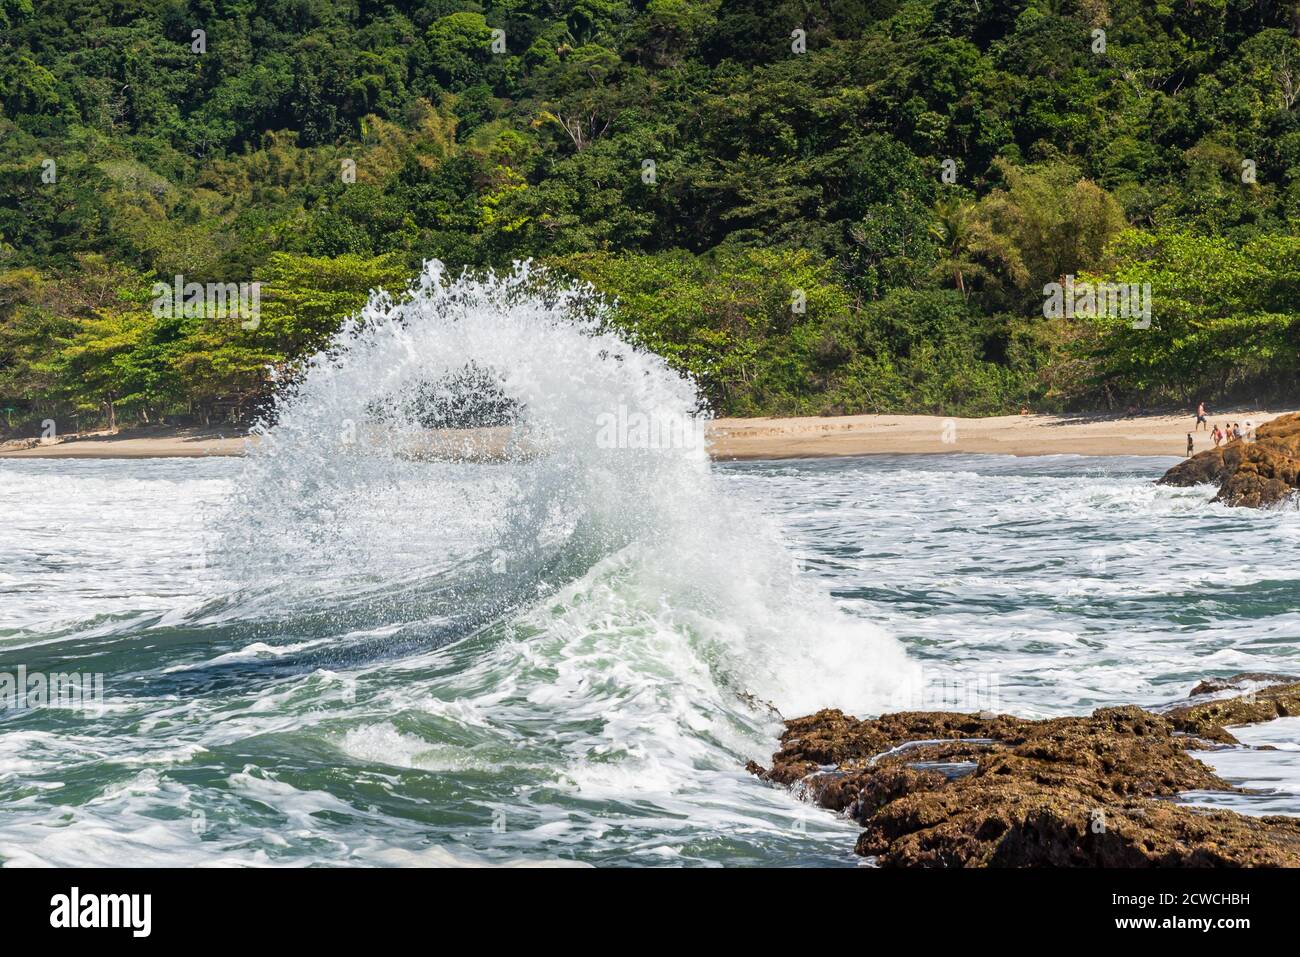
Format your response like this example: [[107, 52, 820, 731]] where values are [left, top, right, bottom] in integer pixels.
[[2, 0, 1299, 430]]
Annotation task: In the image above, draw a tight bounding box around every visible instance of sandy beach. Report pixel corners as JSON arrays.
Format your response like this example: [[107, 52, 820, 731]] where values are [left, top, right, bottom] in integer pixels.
[[0, 428, 255, 459], [0, 410, 1288, 461], [708, 410, 1289, 459]]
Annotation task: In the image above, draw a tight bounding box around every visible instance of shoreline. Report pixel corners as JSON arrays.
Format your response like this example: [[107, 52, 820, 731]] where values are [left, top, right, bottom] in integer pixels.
[[0, 410, 1289, 461], [708, 410, 1285, 460]]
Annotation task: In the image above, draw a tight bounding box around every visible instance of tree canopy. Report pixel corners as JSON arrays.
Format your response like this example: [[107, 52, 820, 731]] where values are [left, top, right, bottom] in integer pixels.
[[2, 0, 1298, 431]]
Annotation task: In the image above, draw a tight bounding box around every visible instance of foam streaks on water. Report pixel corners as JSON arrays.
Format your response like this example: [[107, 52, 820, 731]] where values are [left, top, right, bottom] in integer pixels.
[[0, 262, 913, 866], [3, 265, 1298, 863]]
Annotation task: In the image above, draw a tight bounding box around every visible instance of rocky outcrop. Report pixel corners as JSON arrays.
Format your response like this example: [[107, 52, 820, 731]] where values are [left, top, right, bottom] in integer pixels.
[[1166, 680, 1300, 739], [0, 437, 43, 452], [1160, 413, 1300, 507], [1188, 673, 1298, 696], [749, 680, 1300, 866]]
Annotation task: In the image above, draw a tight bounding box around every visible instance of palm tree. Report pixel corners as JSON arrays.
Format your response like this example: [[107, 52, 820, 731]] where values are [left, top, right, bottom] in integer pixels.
[[928, 196, 1026, 298], [928, 197, 983, 297]]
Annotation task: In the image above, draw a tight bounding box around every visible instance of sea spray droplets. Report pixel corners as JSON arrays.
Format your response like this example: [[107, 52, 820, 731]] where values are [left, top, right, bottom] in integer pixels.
[[213, 259, 914, 717], [210, 257, 730, 675]]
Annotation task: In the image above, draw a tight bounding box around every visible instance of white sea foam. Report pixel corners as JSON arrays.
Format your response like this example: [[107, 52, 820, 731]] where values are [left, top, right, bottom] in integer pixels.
[[218, 260, 916, 718], [4, 265, 1299, 864]]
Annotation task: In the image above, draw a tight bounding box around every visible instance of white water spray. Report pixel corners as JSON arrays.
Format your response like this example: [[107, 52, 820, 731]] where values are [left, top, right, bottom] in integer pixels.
[[221, 260, 916, 717]]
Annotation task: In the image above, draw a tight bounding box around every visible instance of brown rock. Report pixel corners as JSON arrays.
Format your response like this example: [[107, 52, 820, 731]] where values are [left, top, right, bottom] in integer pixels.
[[1159, 413, 1300, 507], [857, 782, 1300, 867], [1188, 672, 1299, 697], [1166, 681, 1300, 738], [849, 766, 949, 821], [1159, 442, 1245, 487], [751, 683, 1300, 867], [770, 707, 1029, 774]]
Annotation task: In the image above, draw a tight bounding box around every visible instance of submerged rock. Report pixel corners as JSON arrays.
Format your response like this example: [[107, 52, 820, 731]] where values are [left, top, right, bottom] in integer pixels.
[[752, 682, 1300, 866], [1159, 413, 1300, 507]]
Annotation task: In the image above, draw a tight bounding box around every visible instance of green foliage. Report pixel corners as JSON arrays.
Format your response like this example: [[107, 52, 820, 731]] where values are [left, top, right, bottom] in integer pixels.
[[0, 252, 415, 428], [553, 247, 1036, 415], [978, 159, 1128, 303], [1079, 229, 1300, 403], [1, 0, 1298, 432], [258, 252, 414, 357]]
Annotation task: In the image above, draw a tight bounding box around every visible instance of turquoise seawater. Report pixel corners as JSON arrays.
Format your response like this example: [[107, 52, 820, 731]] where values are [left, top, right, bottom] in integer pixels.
[[1, 452, 1296, 867]]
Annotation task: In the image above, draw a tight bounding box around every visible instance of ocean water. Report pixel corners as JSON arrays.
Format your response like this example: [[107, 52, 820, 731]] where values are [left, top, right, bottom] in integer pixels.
[[2, 265, 1297, 867]]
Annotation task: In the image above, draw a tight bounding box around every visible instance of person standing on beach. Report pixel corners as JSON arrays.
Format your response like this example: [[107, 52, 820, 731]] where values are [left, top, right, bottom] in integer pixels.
[[1212, 424, 1223, 447], [1186, 433, 1194, 456], [1195, 402, 1208, 431]]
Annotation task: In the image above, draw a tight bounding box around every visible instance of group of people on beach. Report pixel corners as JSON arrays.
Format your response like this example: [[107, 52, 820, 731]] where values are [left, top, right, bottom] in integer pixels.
[[1210, 422, 1253, 446], [1188, 402, 1254, 456]]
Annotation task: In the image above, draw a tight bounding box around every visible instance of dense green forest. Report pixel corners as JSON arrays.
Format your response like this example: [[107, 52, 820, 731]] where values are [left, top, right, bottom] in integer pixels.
[[2, 0, 1299, 432]]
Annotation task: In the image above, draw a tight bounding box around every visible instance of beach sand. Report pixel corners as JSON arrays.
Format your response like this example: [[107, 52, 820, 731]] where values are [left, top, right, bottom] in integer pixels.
[[0, 428, 254, 459], [708, 410, 1284, 460], [0, 411, 1285, 461]]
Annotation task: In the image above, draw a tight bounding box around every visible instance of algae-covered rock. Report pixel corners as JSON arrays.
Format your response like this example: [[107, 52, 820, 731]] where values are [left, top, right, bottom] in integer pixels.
[[856, 782, 1300, 867], [752, 680, 1300, 867], [1189, 673, 1299, 696], [1166, 681, 1300, 738]]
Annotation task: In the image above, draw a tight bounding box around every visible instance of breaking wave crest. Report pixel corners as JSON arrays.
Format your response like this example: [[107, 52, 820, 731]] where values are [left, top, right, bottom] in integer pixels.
[[0, 261, 916, 866], [218, 259, 915, 716]]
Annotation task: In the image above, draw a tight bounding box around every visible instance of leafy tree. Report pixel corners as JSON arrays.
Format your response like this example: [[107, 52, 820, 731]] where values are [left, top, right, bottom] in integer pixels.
[[1080, 229, 1300, 404], [3, 0, 1300, 430], [977, 160, 1127, 303], [257, 252, 414, 358]]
